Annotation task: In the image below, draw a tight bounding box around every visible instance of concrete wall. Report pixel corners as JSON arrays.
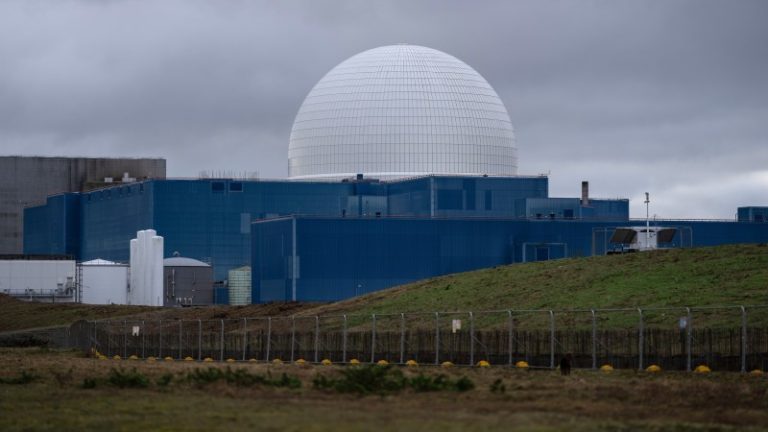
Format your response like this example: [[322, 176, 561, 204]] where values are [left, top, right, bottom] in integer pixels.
[[0, 156, 165, 254]]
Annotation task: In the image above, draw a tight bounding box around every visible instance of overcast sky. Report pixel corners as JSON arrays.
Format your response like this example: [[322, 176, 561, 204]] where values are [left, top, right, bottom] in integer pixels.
[[1, 0, 766, 219]]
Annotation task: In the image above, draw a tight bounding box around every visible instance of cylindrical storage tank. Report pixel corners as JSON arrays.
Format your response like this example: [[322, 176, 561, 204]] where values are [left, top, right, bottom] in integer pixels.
[[80, 259, 129, 305], [162, 256, 213, 307], [227, 266, 251, 305]]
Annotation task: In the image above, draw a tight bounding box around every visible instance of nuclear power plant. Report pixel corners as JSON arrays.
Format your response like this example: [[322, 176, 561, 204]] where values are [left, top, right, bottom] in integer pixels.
[[5, 45, 768, 305]]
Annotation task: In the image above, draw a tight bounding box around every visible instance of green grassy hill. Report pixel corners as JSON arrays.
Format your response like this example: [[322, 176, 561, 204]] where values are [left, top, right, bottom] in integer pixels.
[[300, 244, 768, 328]]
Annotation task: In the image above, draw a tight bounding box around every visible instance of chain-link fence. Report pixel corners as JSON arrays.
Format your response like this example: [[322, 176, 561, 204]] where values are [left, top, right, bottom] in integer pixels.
[[72, 305, 768, 371]]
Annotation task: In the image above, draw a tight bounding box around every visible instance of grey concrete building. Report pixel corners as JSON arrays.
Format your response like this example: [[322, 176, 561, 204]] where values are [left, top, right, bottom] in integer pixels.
[[0, 156, 166, 254]]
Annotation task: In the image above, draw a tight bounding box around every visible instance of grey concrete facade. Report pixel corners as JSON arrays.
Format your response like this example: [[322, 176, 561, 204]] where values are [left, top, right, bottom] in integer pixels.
[[0, 156, 166, 254]]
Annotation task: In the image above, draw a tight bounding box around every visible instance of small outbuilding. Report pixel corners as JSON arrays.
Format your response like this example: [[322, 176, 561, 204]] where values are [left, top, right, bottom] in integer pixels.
[[163, 255, 213, 306]]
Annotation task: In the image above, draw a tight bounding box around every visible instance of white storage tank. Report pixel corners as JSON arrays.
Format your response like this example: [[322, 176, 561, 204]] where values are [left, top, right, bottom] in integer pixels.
[[228, 266, 251, 305], [0, 259, 77, 301], [80, 259, 128, 305]]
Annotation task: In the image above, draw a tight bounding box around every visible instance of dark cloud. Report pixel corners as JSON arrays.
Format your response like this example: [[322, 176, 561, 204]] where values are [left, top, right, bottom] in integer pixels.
[[1, 0, 766, 218]]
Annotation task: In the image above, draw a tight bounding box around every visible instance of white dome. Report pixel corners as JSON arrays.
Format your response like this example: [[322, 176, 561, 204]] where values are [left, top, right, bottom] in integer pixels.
[[288, 44, 517, 179]]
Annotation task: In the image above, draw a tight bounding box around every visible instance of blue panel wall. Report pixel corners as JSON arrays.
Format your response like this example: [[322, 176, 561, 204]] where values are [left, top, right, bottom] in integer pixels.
[[253, 217, 520, 302], [80, 182, 155, 263], [23, 193, 80, 257], [738, 207, 768, 223]]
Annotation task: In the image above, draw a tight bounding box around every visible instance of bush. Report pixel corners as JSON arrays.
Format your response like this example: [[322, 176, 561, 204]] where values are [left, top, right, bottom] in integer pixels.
[[108, 368, 149, 388], [312, 365, 475, 395], [185, 367, 301, 389], [156, 373, 174, 387], [455, 376, 475, 392]]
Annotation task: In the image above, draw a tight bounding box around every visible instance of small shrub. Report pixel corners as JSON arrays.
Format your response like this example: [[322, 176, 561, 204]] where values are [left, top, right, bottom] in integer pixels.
[[185, 367, 300, 389], [335, 365, 405, 394], [108, 368, 149, 388], [408, 374, 452, 392], [455, 376, 475, 392], [156, 373, 174, 387], [273, 373, 301, 389], [312, 374, 336, 390]]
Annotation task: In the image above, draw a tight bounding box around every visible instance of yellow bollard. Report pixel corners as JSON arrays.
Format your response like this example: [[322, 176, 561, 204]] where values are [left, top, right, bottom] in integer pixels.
[[694, 365, 711, 374]]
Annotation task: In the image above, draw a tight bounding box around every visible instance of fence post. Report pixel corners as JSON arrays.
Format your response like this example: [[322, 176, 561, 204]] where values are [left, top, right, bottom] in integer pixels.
[[342, 314, 347, 363], [591, 309, 597, 370], [740, 306, 747, 373], [290, 315, 296, 362], [178, 320, 182, 360], [123, 320, 127, 358], [266, 317, 271, 362], [93, 321, 98, 355], [370, 314, 376, 363], [220, 319, 225, 361], [638, 308, 644, 371], [159, 319, 163, 359], [434, 312, 440, 365], [106, 320, 111, 357], [141, 320, 145, 359], [198, 319, 202, 361], [685, 307, 692, 372], [549, 310, 555, 369], [469, 312, 475, 366], [314, 316, 319, 363], [507, 310, 513, 366], [400, 313, 405, 364], [242, 318, 247, 361]]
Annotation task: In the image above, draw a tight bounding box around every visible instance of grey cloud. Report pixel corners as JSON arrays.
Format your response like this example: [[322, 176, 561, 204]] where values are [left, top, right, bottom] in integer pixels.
[[0, 0, 766, 218]]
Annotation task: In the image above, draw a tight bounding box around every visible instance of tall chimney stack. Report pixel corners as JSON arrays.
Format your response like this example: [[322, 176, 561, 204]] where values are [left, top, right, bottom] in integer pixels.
[[581, 181, 589, 206]]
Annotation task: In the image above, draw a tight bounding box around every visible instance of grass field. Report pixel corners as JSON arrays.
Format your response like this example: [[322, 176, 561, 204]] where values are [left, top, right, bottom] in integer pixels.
[[1, 348, 767, 431]]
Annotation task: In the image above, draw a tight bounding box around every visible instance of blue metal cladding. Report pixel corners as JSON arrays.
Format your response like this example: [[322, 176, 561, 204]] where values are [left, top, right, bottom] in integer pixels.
[[253, 216, 521, 302], [26, 175, 556, 280], [23, 193, 80, 257], [80, 182, 155, 262], [738, 207, 768, 222], [251, 216, 768, 302]]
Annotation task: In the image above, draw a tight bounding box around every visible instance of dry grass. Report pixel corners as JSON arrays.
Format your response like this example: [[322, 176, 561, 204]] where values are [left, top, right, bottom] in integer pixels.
[[1, 348, 767, 431]]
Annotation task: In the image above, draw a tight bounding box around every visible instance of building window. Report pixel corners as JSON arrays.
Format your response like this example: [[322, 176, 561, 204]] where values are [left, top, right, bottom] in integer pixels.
[[229, 182, 243, 192], [211, 182, 225, 193]]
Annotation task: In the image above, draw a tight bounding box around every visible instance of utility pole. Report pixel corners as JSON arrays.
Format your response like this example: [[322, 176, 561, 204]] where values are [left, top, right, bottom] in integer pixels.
[[644, 192, 650, 250]]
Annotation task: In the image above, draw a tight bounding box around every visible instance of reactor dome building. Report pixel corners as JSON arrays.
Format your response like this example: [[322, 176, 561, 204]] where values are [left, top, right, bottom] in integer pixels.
[[288, 44, 517, 179]]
